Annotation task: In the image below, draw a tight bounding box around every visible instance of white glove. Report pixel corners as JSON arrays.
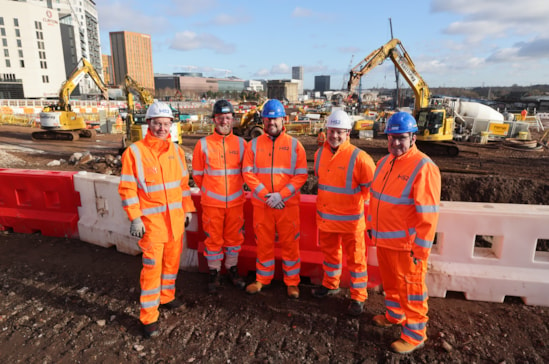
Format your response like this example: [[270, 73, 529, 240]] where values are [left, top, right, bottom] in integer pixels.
[[130, 217, 146, 238], [185, 212, 193, 227], [265, 193, 283, 209]]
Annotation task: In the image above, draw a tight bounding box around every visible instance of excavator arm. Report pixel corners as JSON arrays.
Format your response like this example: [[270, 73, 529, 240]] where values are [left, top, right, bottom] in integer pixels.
[[58, 58, 109, 110], [124, 75, 154, 107], [347, 38, 430, 112]]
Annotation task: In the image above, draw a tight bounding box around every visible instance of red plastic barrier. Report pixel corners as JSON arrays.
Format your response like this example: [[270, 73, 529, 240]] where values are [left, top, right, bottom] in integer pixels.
[[0, 169, 80, 238], [193, 191, 381, 289]]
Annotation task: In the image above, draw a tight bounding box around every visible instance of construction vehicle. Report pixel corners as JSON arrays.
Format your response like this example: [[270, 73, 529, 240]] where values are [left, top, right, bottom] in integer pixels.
[[348, 38, 459, 155], [232, 100, 266, 140], [33, 58, 109, 141], [122, 75, 182, 149]]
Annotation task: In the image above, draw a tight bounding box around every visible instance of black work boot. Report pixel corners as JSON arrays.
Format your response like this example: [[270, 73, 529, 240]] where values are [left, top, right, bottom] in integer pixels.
[[208, 269, 221, 293], [228, 266, 246, 290]]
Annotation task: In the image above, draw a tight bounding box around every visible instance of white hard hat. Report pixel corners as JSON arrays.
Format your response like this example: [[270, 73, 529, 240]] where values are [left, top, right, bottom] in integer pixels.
[[146, 101, 173, 120], [326, 109, 352, 129]]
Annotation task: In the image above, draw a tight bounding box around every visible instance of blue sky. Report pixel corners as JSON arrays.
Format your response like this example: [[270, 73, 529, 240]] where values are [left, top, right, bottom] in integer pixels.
[[97, 0, 549, 90]]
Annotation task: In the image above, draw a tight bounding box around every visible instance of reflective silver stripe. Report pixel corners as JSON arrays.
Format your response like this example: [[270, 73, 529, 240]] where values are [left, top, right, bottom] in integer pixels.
[[142, 205, 167, 216], [373, 155, 390, 180], [417, 205, 439, 213], [294, 168, 308, 174], [175, 143, 187, 176], [205, 188, 243, 202], [164, 180, 181, 190], [182, 190, 191, 197], [194, 170, 204, 176], [317, 210, 364, 221], [255, 167, 295, 174], [120, 174, 136, 182], [122, 196, 139, 207], [319, 184, 361, 195], [242, 166, 253, 172], [168, 201, 183, 210], [206, 168, 241, 176], [162, 273, 178, 280], [414, 237, 432, 248], [130, 144, 148, 193], [372, 190, 414, 205], [290, 138, 297, 173], [141, 298, 160, 309], [162, 283, 175, 290], [324, 261, 341, 269], [314, 147, 323, 176], [148, 183, 166, 193], [401, 158, 429, 198], [141, 287, 160, 296], [238, 137, 245, 161]]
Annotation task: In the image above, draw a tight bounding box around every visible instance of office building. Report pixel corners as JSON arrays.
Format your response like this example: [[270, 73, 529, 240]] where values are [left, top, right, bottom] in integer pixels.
[[292, 66, 303, 80], [1, 1, 67, 98], [110, 31, 154, 90], [315, 75, 330, 94]]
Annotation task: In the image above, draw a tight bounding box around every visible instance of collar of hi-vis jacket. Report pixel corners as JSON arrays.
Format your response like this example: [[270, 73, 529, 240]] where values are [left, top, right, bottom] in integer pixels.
[[211, 129, 234, 141], [266, 126, 287, 141], [388, 143, 419, 163], [144, 128, 172, 153]]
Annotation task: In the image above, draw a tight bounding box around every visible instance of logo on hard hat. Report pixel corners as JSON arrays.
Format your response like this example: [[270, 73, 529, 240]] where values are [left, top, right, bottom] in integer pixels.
[[221, 107, 231, 113], [332, 119, 342, 125]]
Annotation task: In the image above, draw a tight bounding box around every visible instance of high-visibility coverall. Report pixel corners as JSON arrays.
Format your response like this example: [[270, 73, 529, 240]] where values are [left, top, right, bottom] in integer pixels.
[[317, 131, 326, 147], [242, 128, 308, 287], [119, 130, 195, 325], [314, 139, 376, 302], [192, 131, 247, 271], [367, 144, 441, 346]]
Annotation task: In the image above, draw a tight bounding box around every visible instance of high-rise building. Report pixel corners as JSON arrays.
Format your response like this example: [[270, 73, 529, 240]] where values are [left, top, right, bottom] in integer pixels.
[[3, 0, 104, 98], [315, 75, 330, 94], [1, 1, 67, 98], [109, 31, 154, 91], [102, 54, 114, 86], [292, 66, 303, 80]]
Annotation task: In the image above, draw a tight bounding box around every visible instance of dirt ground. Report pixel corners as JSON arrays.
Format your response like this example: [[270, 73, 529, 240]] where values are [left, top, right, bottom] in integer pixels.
[[1, 124, 549, 363]]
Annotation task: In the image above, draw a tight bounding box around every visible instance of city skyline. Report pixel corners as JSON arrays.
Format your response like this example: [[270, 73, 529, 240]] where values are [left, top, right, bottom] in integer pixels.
[[96, 0, 549, 90]]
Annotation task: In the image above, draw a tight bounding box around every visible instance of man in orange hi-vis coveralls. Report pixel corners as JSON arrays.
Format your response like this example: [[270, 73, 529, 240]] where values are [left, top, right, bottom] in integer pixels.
[[367, 112, 441, 354], [119, 101, 196, 338], [317, 128, 326, 147], [242, 99, 308, 299], [192, 99, 247, 294], [312, 109, 376, 316]]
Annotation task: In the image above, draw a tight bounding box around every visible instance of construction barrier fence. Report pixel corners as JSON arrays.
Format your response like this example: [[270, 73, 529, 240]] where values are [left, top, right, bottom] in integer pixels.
[[0, 169, 548, 306]]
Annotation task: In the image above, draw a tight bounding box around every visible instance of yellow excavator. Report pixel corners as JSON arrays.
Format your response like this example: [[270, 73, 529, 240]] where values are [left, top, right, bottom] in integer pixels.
[[33, 58, 109, 141], [122, 75, 182, 150], [232, 100, 266, 140], [348, 38, 459, 155]]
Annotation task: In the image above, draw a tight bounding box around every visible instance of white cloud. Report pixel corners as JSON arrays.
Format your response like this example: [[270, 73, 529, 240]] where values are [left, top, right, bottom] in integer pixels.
[[271, 64, 291, 75], [97, 2, 168, 34], [253, 69, 270, 77], [170, 31, 235, 54]]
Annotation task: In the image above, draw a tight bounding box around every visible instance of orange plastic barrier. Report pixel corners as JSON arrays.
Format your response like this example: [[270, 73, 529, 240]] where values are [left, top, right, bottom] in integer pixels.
[[193, 191, 381, 289], [0, 169, 80, 238]]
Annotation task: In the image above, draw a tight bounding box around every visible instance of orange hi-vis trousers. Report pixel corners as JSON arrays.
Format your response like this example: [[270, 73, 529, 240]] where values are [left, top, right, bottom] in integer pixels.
[[253, 205, 301, 287], [138, 234, 183, 325], [318, 230, 368, 302], [202, 204, 244, 271], [377, 246, 429, 346]]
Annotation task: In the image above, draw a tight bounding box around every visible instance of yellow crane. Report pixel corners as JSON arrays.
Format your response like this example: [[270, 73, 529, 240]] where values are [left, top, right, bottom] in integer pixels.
[[348, 38, 458, 155], [33, 58, 109, 141]]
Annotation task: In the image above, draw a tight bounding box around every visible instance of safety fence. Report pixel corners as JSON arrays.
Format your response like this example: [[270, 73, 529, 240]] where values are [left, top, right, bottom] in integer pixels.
[[0, 169, 547, 306]]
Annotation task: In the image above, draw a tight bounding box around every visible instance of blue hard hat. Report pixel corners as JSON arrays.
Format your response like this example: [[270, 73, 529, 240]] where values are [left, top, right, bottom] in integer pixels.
[[385, 112, 418, 134], [261, 99, 286, 118]]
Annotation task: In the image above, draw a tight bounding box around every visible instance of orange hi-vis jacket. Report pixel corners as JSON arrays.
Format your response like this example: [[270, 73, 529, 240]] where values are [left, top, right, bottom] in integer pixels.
[[192, 131, 247, 208], [317, 131, 326, 146], [367, 144, 441, 261], [314, 140, 376, 232], [242, 128, 308, 207], [119, 130, 195, 242]]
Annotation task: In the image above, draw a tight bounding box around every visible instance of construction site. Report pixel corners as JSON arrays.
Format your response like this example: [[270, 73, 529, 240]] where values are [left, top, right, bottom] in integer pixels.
[[1, 4, 549, 360]]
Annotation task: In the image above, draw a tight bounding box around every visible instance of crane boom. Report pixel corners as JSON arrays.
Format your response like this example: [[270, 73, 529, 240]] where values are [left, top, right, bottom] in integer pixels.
[[58, 58, 109, 110], [347, 38, 430, 113]]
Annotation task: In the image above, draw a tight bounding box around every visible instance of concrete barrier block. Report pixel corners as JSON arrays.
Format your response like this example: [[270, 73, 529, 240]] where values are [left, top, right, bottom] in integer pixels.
[[74, 172, 141, 255]]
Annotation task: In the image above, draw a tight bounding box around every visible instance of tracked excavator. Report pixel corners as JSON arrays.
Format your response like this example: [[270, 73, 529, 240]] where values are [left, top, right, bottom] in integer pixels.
[[348, 38, 459, 156], [33, 58, 109, 141], [232, 99, 267, 140]]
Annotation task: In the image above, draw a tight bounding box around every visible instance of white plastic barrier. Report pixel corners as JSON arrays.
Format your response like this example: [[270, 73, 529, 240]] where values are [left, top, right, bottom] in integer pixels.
[[428, 201, 549, 306], [73, 171, 198, 270], [71, 171, 549, 307]]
